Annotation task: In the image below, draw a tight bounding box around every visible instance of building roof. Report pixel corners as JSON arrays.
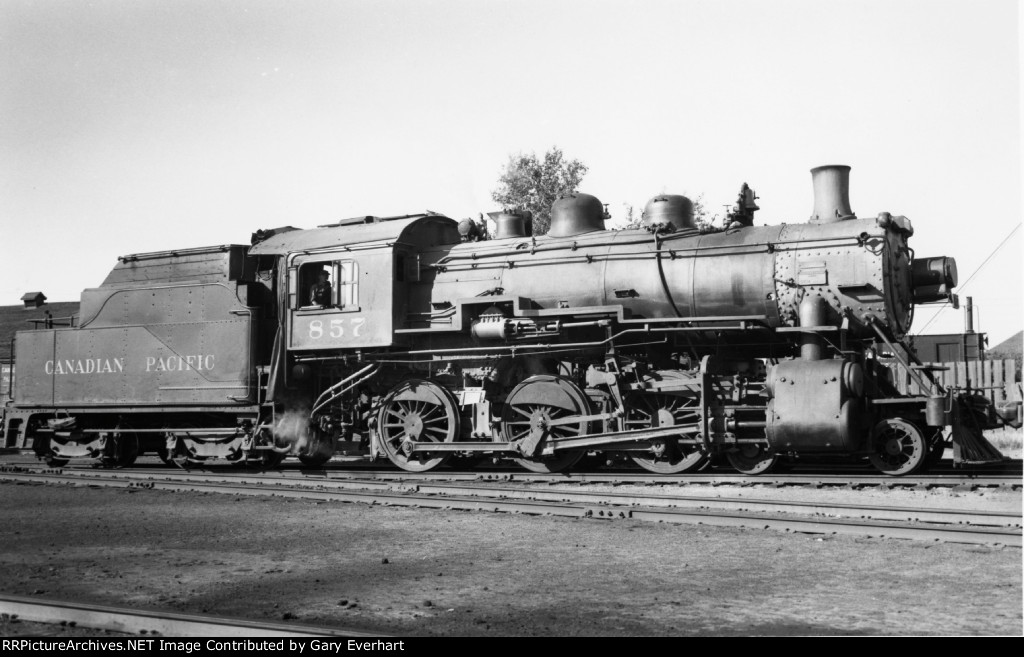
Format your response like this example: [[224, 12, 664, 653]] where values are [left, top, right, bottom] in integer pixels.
[[989, 330, 1022, 360], [0, 302, 80, 362]]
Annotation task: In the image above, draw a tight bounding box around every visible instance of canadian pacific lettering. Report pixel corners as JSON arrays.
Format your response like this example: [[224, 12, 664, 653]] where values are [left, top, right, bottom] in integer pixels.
[[145, 354, 215, 372], [45, 358, 124, 375], [42, 355, 215, 375]]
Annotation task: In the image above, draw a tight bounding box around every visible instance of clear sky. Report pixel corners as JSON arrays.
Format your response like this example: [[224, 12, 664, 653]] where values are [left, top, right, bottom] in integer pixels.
[[1, 0, 1020, 345]]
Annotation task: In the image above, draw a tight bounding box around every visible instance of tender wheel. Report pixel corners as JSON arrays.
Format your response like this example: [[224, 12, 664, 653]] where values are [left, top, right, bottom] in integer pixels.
[[726, 444, 779, 475], [624, 391, 707, 474], [102, 426, 139, 468], [376, 379, 458, 472], [44, 456, 69, 468], [500, 375, 588, 473], [297, 427, 335, 467], [868, 418, 927, 476]]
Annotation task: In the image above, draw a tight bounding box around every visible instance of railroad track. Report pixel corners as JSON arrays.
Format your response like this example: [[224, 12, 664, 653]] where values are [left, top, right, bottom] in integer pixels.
[[2, 454, 1020, 490], [277, 467, 1023, 490], [2, 467, 1020, 547], [0, 594, 382, 637]]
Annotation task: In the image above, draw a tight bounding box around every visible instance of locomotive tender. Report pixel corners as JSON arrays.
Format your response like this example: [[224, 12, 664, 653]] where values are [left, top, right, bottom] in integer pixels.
[[2, 165, 1005, 475]]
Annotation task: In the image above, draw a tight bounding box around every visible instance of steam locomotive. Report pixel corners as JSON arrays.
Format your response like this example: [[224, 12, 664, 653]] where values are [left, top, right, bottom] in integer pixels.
[[2, 165, 1008, 475]]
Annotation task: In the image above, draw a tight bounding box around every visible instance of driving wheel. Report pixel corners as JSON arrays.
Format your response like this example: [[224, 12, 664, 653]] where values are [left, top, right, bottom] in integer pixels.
[[376, 379, 459, 472], [500, 375, 589, 473], [625, 391, 707, 474]]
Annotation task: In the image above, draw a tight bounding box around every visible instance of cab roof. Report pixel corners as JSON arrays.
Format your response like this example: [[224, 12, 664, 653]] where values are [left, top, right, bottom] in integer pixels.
[[247, 214, 460, 256]]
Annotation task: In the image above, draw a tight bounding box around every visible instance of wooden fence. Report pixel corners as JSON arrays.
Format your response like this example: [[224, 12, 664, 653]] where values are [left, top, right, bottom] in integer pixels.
[[880, 358, 1019, 404], [0, 364, 10, 402]]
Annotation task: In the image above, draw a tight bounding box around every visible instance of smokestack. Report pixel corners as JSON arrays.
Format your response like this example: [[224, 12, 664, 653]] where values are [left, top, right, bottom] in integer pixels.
[[964, 296, 974, 333], [810, 165, 856, 224]]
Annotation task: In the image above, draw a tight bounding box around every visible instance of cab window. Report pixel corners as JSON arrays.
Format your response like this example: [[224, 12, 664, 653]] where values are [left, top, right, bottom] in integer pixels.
[[337, 261, 358, 309], [296, 260, 358, 311]]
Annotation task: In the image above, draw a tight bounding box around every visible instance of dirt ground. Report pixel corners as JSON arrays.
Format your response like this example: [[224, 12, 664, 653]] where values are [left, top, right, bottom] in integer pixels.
[[0, 479, 1020, 637]]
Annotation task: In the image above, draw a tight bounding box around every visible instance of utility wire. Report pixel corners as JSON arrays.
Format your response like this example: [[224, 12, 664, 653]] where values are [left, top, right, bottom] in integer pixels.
[[915, 222, 1021, 334]]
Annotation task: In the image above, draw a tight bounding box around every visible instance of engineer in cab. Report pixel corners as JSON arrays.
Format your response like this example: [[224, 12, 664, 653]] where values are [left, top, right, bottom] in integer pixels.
[[309, 269, 332, 307]]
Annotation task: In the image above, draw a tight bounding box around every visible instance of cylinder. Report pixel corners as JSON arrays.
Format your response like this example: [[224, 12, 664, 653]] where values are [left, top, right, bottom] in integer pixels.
[[810, 165, 855, 223], [471, 318, 510, 341], [765, 359, 864, 452], [964, 296, 974, 333]]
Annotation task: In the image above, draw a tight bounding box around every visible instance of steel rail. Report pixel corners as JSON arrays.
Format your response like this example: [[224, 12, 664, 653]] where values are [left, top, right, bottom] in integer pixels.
[[239, 465, 1024, 489], [399, 482, 1021, 527], [0, 471, 592, 516], [620, 508, 1020, 546], [3, 461, 1019, 489], [0, 594, 382, 638], [2, 471, 1018, 547], [15, 467, 1016, 527], [133, 470, 1021, 527]]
